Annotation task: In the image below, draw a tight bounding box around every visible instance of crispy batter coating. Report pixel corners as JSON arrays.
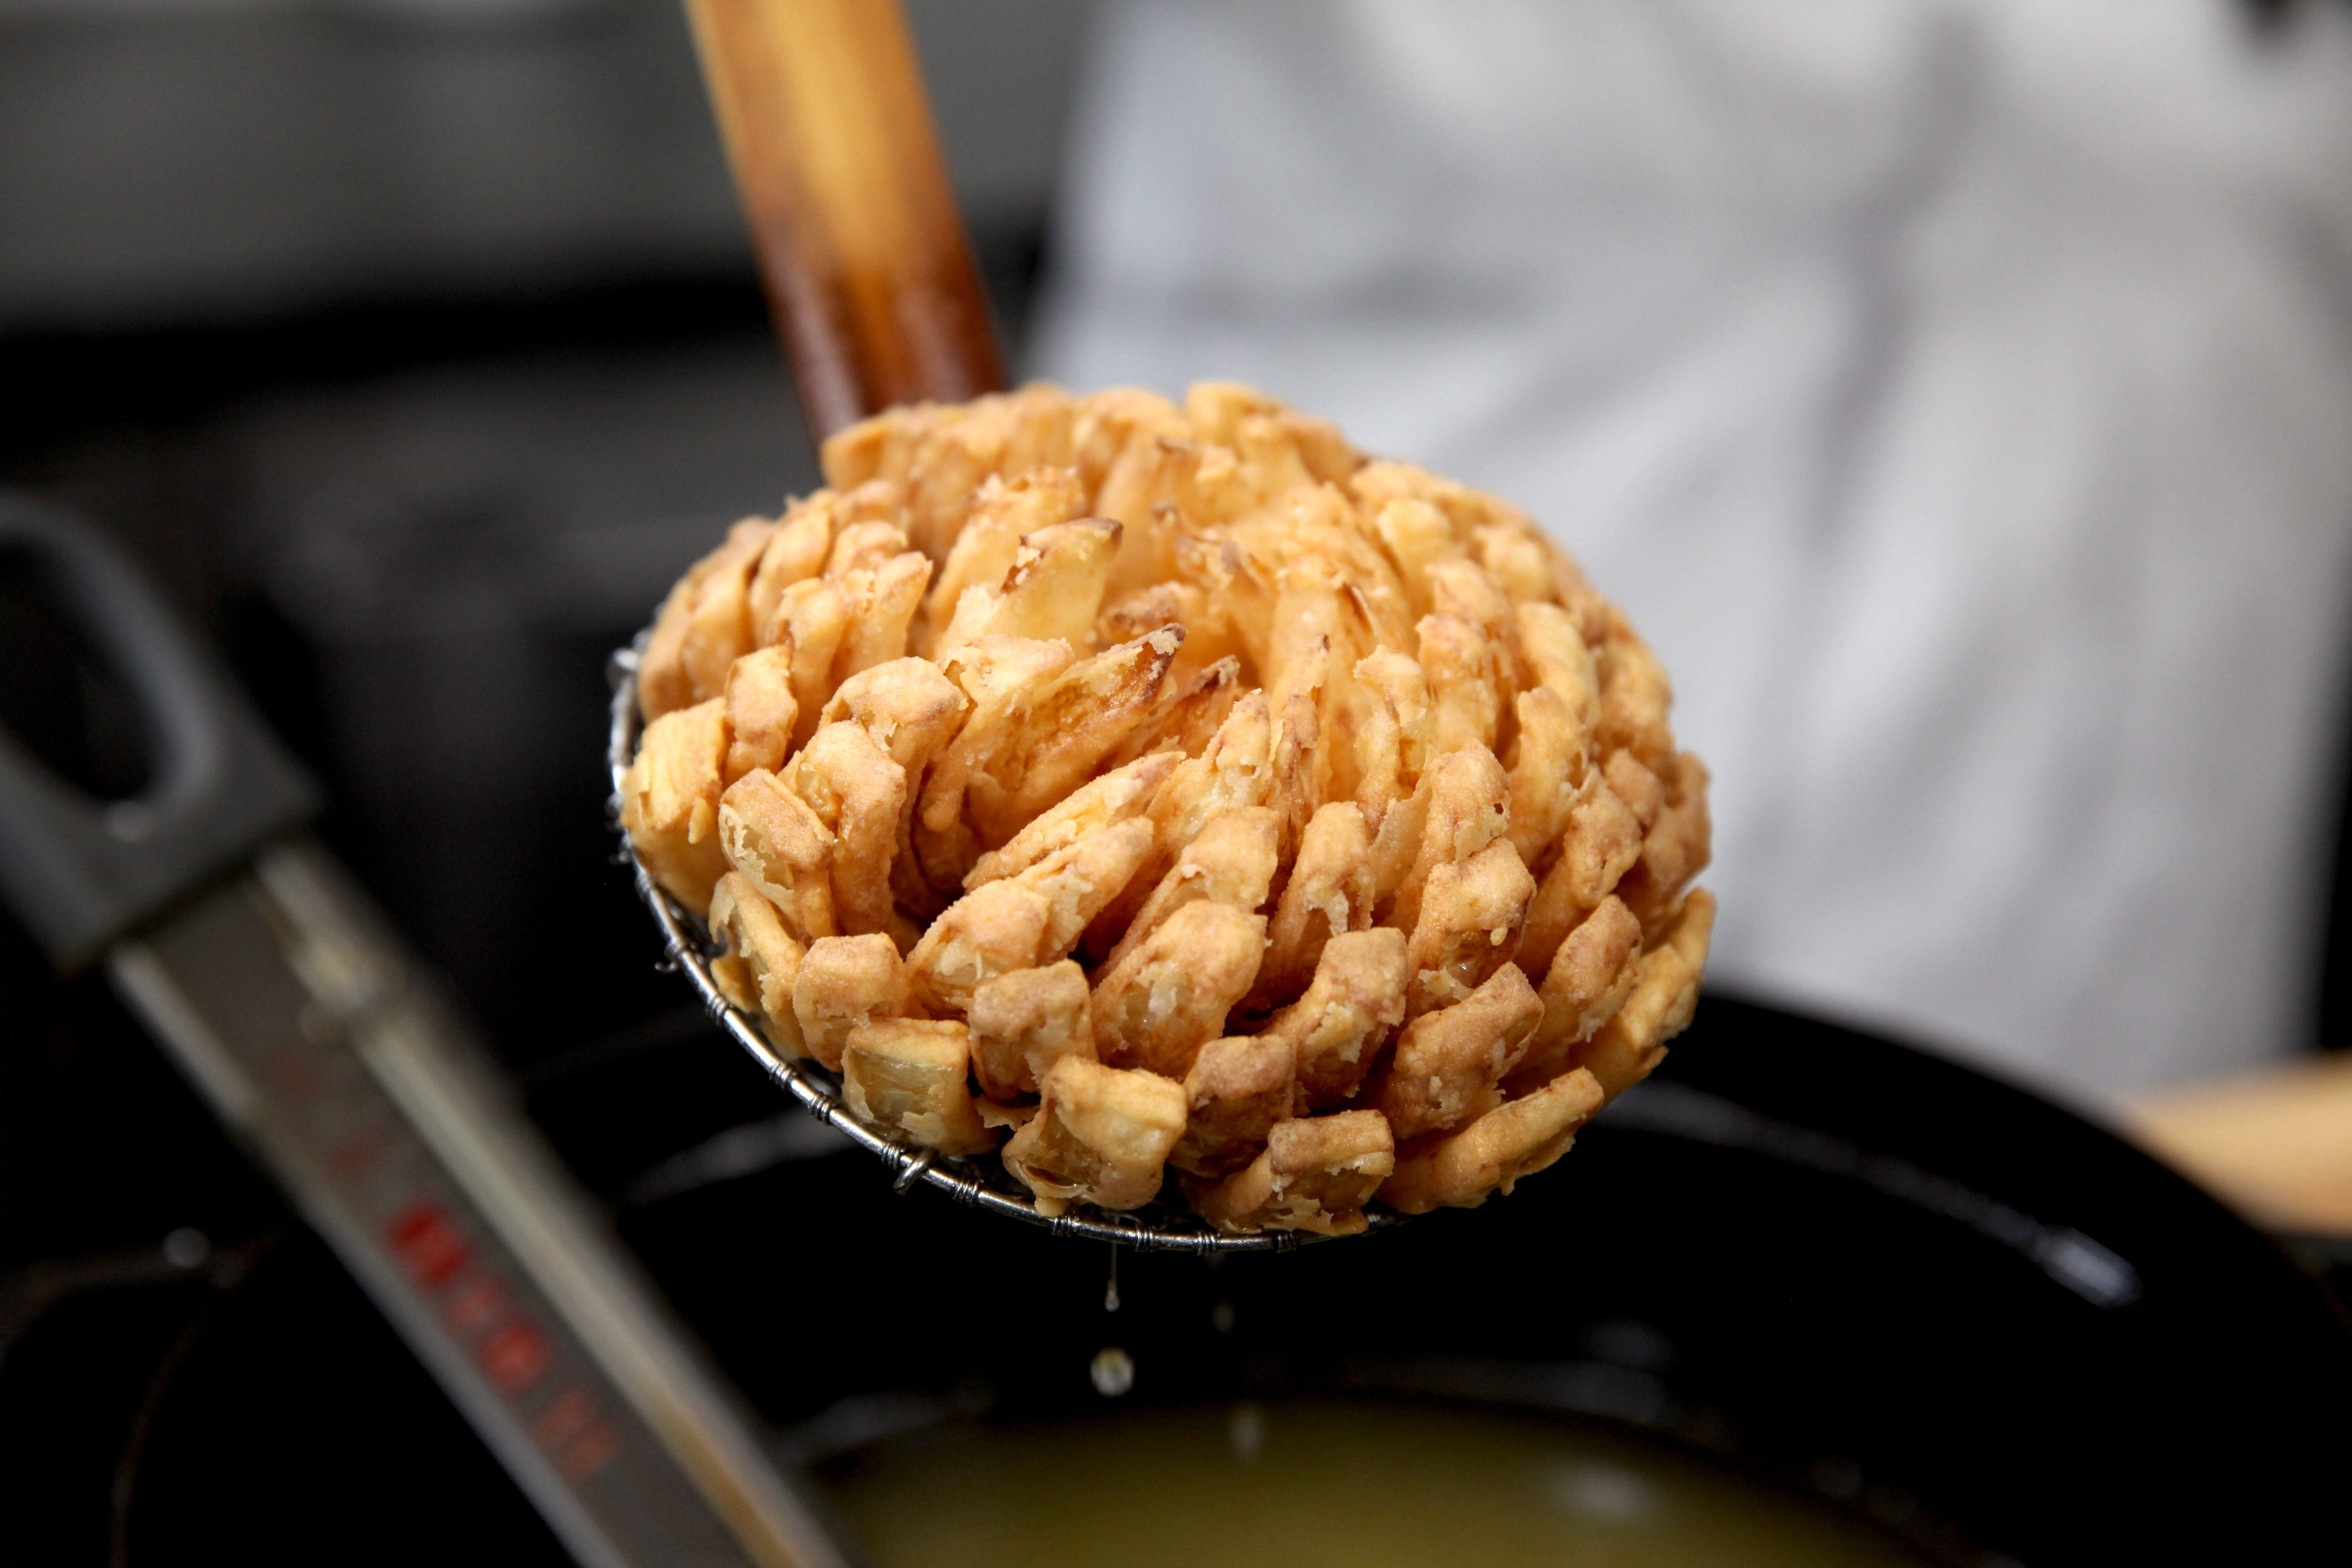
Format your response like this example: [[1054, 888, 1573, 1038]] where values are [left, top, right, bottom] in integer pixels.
[[1149, 689, 1276, 845], [1099, 806, 1279, 973], [906, 819, 1155, 1016], [793, 933, 915, 1070], [763, 580, 843, 741], [826, 519, 911, 576], [748, 498, 838, 640], [839, 552, 933, 681], [831, 386, 1080, 563], [1097, 436, 1199, 591], [1475, 523, 1560, 608], [708, 872, 808, 1058], [1519, 774, 1645, 980], [1265, 557, 1367, 706], [842, 1019, 995, 1156], [1188, 1111, 1395, 1235], [823, 657, 970, 771], [922, 469, 1084, 652], [1380, 1068, 1604, 1215], [918, 635, 1078, 887], [1004, 822, 1161, 959], [1109, 653, 1243, 765], [1356, 647, 1436, 800], [821, 657, 971, 920], [1516, 602, 1599, 714], [1092, 900, 1268, 1080], [634, 382, 1710, 1226], [1615, 752, 1713, 936], [1406, 839, 1537, 1019], [1604, 748, 1664, 828], [1385, 743, 1510, 937], [1373, 963, 1544, 1140], [962, 629, 1181, 843], [1266, 927, 1410, 1111], [1426, 558, 1524, 696], [1596, 610, 1674, 773], [967, 960, 1095, 1100], [942, 516, 1122, 654], [1256, 801, 1375, 1006], [722, 645, 800, 784], [717, 768, 837, 943], [963, 752, 1178, 889], [1504, 686, 1581, 869], [1370, 498, 1462, 617], [1418, 614, 1502, 757], [1171, 1034, 1296, 1177], [787, 722, 908, 938], [1570, 889, 1714, 1100], [1081, 687, 1275, 959], [622, 696, 732, 914], [1266, 683, 1324, 867], [1508, 895, 1643, 1098], [1002, 1055, 1188, 1214]]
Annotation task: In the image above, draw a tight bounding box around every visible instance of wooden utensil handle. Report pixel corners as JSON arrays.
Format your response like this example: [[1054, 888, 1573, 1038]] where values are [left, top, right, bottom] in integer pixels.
[[683, 0, 1006, 440]]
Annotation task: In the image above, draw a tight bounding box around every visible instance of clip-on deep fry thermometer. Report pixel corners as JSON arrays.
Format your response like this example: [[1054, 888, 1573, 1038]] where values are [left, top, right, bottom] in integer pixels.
[[0, 2, 1012, 1559], [0, 495, 854, 1568]]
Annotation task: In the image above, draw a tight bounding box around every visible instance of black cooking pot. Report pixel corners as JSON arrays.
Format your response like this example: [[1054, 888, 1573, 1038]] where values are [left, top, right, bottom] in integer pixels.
[[8, 497, 2347, 1565], [96, 992, 2352, 1566], [644, 993, 2352, 1565]]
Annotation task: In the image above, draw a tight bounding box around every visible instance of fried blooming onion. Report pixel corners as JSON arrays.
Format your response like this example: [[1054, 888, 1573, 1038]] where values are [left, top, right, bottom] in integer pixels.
[[622, 384, 1712, 1234]]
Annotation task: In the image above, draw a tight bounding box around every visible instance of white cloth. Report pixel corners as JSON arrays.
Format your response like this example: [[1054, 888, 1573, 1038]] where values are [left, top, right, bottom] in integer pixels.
[[1035, 0, 2352, 1103]]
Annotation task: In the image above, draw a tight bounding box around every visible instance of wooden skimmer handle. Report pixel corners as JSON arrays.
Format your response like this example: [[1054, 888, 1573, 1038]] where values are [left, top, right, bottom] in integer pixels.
[[682, 0, 1006, 440]]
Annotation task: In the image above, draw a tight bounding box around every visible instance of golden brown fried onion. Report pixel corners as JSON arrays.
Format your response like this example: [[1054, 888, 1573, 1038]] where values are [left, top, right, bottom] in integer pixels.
[[627, 383, 1711, 1230]]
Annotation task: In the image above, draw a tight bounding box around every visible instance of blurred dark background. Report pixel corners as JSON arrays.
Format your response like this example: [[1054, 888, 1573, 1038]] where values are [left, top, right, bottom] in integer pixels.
[[1, 0, 1086, 1049], [0, 3, 1088, 1558]]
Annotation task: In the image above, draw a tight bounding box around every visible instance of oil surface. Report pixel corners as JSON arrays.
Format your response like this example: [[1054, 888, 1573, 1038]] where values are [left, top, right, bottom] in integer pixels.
[[821, 1397, 1931, 1568]]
